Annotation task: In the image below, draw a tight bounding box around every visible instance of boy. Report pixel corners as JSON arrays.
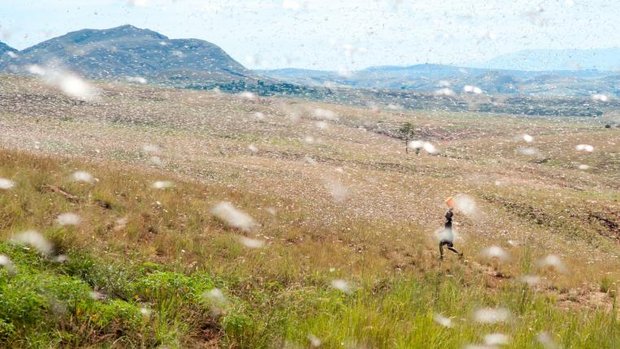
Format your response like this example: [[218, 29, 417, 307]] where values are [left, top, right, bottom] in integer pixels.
[[439, 198, 463, 260]]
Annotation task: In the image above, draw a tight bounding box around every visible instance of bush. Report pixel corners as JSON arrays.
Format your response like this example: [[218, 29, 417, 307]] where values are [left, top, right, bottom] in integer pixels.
[[132, 271, 212, 303], [60, 255, 137, 300]]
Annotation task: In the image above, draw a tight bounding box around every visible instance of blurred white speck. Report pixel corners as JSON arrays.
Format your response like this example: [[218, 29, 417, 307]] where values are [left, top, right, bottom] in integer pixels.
[[537, 255, 567, 273], [434, 227, 457, 243], [519, 274, 541, 287], [72, 171, 94, 183], [203, 289, 230, 316], [313, 108, 339, 121], [577, 164, 590, 170], [151, 180, 174, 189], [56, 213, 81, 226], [55, 71, 100, 101], [211, 202, 258, 232], [463, 85, 483, 94], [473, 307, 511, 324], [6, 51, 18, 58], [304, 135, 315, 144], [140, 307, 152, 317], [453, 194, 478, 218], [253, 112, 265, 120], [12, 230, 53, 256], [239, 91, 256, 100], [324, 180, 349, 202], [331, 279, 352, 294], [464, 344, 496, 349], [575, 144, 594, 152], [304, 155, 317, 165], [315, 121, 328, 129], [0, 255, 16, 273], [53, 254, 68, 263], [307, 334, 321, 347], [517, 147, 540, 156], [537, 332, 559, 349], [0, 178, 15, 190], [238, 236, 266, 249], [248, 144, 259, 153], [150, 156, 164, 166], [244, 54, 261, 66], [484, 333, 511, 346], [90, 291, 107, 301], [262, 207, 276, 217], [433, 313, 453, 328], [481, 246, 510, 262], [522, 134, 534, 143], [27, 64, 99, 101], [126, 76, 147, 84], [204, 288, 228, 307], [591, 94, 609, 102], [408, 140, 439, 154], [435, 88, 455, 96], [27, 64, 46, 75], [408, 140, 424, 150], [142, 144, 161, 154], [337, 66, 353, 78], [422, 142, 439, 154], [524, 5, 547, 26], [114, 217, 128, 232]]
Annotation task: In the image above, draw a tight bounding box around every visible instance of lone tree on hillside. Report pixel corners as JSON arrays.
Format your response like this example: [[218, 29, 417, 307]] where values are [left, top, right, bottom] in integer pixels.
[[399, 122, 417, 154]]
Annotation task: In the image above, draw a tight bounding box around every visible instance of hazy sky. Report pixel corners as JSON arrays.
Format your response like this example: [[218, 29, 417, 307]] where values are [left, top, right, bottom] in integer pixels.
[[1, 0, 619, 70]]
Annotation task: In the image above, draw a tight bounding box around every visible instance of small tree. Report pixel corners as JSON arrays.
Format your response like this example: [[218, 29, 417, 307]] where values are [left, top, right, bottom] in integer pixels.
[[399, 122, 416, 153]]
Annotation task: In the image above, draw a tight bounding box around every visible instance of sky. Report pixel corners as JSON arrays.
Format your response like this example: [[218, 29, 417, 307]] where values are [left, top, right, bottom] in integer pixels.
[[0, 0, 619, 70]]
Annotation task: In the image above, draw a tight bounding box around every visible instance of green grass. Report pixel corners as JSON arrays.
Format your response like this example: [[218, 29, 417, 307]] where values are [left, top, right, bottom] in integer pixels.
[[0, 149, 617, 348], [0, 241, 618, 348], [1, 76, 619, 347]]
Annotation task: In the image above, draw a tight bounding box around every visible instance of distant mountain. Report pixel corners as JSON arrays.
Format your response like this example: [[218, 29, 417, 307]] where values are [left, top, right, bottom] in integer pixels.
[[0, 25, 253, 83], [257, 68, 338, 87], [483, 48, 620, 71], [1, 26, 619, 100], [259, 63, 619, 97]]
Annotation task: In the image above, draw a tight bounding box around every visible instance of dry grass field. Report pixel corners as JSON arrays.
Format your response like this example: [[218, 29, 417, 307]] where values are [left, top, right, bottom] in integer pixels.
[[0, 75, 618, 348]]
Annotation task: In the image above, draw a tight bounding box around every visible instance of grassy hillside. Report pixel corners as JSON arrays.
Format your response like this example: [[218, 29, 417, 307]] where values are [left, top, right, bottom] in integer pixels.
[[0, 75, 619, 348]]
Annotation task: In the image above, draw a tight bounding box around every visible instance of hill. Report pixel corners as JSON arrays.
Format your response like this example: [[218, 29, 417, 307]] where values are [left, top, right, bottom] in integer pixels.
[[2, 26, 618, 103], [0, 25, 253, 83], [0, 75, 618, 346]]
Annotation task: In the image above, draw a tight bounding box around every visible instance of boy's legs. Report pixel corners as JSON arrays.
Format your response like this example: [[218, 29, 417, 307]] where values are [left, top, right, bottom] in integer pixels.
[[439, 240, 450, 260], [440, 240, 463, 259]]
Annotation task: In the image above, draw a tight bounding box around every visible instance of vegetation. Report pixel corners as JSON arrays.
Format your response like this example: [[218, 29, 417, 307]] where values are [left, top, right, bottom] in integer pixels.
[[0, 76, 619, 347]]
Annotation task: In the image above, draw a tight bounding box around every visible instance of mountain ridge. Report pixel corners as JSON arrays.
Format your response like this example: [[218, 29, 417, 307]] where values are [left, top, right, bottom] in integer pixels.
[[258, 62, 618, 97], [1, 25, 619, 98], [0, 25, 253, 83], [0, 41, 17, 56]]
